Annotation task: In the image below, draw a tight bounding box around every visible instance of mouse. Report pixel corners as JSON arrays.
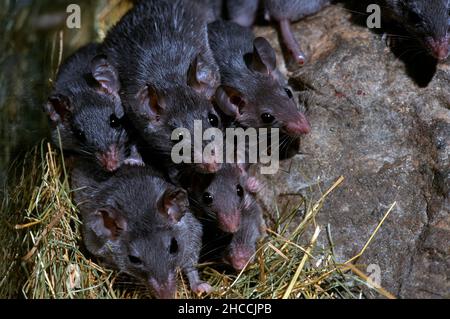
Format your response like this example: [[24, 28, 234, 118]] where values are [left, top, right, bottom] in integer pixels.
[[208, 21, 310, 144], [44, 43, 142, 172], [102, 0, 223, 175], [226, 0, 260, 27], [225, 193, 266, 272], [381, 0, 449, 61], [183, 164, 250, 234], [71, 162, 211, 299], [263, 0, 330, 65]]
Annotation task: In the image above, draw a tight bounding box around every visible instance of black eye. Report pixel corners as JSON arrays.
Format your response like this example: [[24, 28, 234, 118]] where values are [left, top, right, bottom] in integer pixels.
[[202, 192, 213, 205], [169, 238, 178, 254], [128, 255, 142, 265], [236, 184, 244, 198], [110, 114, 121, 129], [73, 128, 86, 142], [208, 113, 219, 127], [261, 113, 275, 124], [285, 88, 294, 99]]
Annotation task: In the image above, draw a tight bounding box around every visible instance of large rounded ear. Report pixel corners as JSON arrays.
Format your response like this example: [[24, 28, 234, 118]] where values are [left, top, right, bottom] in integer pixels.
[[136, 85, 166, 120], [43, 94, 73, 123], [91, 208, 127, 240], [187, 54, 220, 99], [214, 86, 246, 118], [91, 54, 120, 95], [250, 37, 276, 75], [157, 188, 189, 224]]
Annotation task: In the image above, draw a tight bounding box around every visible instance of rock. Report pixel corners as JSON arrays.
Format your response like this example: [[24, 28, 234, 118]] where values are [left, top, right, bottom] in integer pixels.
[[253, 4, 450, 298]]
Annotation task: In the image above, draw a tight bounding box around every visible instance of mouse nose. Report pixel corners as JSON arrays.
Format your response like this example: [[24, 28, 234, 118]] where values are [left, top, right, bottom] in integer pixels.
[[97, 144, 120, 172], [427, 37, 449, 61], [149, 275, 176, 299], [227, 245, 254, 272], [218, 210, 241, 234], [284, 113, 311, 136]]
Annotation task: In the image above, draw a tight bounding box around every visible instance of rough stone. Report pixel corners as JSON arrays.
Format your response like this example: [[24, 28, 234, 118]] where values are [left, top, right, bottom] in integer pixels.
[[253, 4, 449, 298]]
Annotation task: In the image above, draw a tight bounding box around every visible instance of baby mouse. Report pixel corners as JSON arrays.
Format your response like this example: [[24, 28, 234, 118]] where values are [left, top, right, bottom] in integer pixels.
[[263, 0, 330, 65], [208, 21, 310, 138], [72, 163, 210, 299], [184, 164, 249, 234], [102, 0, 222, 175], [382, 0, 449, 61], [44, 43, 142, 172], [225, 192, 266, 272]]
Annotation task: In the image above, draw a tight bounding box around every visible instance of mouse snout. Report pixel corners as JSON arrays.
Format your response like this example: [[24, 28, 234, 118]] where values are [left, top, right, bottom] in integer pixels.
[[218, 210, 241, 234], [426, 37, 449, 61], [148, 274, 176, 299], [284, 113, 311, 136], [227, 245, 254, 272], [97, 144, 120, 172]]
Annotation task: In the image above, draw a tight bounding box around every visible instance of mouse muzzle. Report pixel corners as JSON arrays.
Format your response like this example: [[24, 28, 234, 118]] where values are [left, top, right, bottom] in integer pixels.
[[97, 144, 121, 172], [426, 37, 449, 61], [284, 113, 311, 136], [218, 210, 241, 234], [148, 274, 177, 299]]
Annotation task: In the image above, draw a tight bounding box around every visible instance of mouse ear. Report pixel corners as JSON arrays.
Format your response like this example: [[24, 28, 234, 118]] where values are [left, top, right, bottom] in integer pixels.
[[250, 37, 276, 75], [187, 54, 219, 99], [137, 85, 166, 120], [157, 188, 189, 224], [214, 86, 246, 118], [91, 54, 120, 95], [44, 94, 73, 123], [92, 208, 127, 240]]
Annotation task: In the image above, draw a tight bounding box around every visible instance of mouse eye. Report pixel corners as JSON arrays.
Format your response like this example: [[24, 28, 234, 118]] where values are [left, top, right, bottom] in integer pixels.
[[261, 113, 275, 124], [202, 192, 213, 205], [73, 128, 86, 142], [208, 113, 219, 127], [128, 255, 143, 265], [109, 114, 121, 129], [236, 184, 244, 198], [284, 88, 294, 99], [169, 238, 178, 254]]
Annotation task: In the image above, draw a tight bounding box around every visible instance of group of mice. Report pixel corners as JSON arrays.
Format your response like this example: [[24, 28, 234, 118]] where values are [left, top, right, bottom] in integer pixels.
[[43, 0, 449, 299]]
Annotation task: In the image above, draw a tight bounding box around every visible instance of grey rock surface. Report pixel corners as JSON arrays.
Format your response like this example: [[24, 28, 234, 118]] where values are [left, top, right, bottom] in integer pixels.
[[253, 4, 449, 298]]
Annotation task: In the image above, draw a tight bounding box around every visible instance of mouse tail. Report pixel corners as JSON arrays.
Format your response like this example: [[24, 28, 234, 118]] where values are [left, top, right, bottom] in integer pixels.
[[279, 19, 306, 66]]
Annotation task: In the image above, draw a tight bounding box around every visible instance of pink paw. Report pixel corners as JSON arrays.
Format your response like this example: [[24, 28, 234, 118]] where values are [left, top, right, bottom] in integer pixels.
[[192, 282, 212, 295]]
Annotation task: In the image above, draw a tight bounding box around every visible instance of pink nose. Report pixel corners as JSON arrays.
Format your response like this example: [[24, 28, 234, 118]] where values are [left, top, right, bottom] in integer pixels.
[[97, 144, 120, 172], [427, 37, 449, 61], [218, 210, 241, 234], [284, 113, 311, 136], [228, 245, 253, 272]]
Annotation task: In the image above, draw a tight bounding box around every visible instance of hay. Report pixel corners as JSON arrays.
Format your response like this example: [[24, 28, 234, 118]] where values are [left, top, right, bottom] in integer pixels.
[[0, 143, 388, 299]]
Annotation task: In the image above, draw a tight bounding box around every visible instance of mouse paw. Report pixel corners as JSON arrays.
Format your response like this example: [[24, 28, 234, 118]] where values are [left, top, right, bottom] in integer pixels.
[[192, 282, 212, 295], [124, 157, 145, 167]]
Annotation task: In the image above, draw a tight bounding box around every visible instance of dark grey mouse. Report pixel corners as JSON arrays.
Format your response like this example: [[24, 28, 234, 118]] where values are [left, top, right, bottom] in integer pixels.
[[102, 0, 223, 175], [226, 0, 260, 27], [185, 164, 250, 234], [225, 193, 266, 272], [72, 162, 211, 298], [44, 43, 142, 172], [382, 0, 449, 61], [264, 0, 330, 65], [193, 0, 224, 22], [208, 20, 310, 137]]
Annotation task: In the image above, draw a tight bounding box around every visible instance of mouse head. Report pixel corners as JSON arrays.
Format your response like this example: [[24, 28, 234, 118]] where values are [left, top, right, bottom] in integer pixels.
[[188, 164, 248, 233], [133, 55, 223, 174], [392, 0, 449, 60], [83, 176, 192, 299], [215, 37, 311, 137], [45, 55, 128, 172]]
